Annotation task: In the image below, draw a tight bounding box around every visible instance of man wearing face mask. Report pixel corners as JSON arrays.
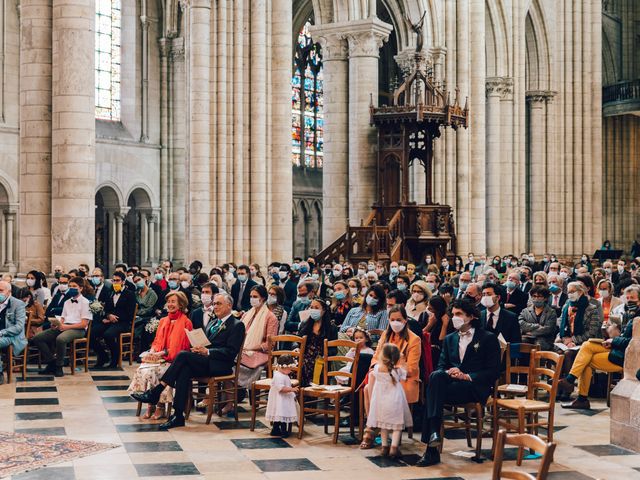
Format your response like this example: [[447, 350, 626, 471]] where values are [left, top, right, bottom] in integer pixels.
[[0, 280, 27, 384], [612, 260, 631, 288], [417, 298, 500, 467], [32, 277, 91, 377], [383, 261, 400, 287], [519, 267, 533, 294], [329, 264, 344, 285], [464, 253, 478, 277], [190, 282, 220, 330], [284, 281, 316, 334], [90, 268, 112, 306], [479, 282, 521, 345], [463, 282, 483, 310], [91, 271, 137, 369], [231, 265, 258, 312], [502, 271, 528, 316], [45, 274, 72, 319], [297, 262, 311, 283], [547, 274, 567, 316], [455, 272, 472, 300]]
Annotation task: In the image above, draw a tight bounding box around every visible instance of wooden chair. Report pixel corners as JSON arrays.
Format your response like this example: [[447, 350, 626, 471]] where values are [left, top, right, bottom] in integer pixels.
[[495, 343, 537, 398], [118, 305, 138, 368], [185, 336, 246, 424], [492, 351, 564, 465], [491, 429, 556, 480], [249, 334, 307, 431], [298, 339, 361, 443], [1, 317, 36, 382], [440, 401, 487, 461], [69, 320, 93, 375]]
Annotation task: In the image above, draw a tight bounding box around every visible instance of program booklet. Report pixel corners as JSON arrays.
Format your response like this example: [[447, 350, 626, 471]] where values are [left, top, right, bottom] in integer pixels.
[[185, 328, 211, 348]]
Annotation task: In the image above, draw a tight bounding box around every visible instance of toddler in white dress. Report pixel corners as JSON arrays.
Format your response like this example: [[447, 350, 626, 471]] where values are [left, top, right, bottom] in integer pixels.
[[265, 354, 299, 437], [366, 343, 413, 458]]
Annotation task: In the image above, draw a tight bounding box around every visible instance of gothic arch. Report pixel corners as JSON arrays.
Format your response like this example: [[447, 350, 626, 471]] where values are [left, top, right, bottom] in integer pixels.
[[485, 0, 510, 77], [0, 169, 17, 204], [602, 29, 618, 85], [525, 0, 552, 91]]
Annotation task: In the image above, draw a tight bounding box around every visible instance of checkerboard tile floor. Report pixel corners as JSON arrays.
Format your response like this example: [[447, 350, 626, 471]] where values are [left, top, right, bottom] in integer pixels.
[[3, 365, 640, 480]]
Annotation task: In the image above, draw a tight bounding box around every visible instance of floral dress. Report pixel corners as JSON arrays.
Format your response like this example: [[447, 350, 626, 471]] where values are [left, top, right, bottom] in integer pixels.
[[301, 333, 323, 387]]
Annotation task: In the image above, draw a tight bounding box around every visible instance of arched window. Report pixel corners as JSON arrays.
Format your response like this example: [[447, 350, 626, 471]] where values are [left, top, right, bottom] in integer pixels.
[[95, 0, 121, 120], [292, 20, 323, 169]]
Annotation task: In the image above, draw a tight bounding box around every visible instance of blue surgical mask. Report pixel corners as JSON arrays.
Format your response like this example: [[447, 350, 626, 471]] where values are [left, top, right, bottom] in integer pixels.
[[366, 295, 379, 307], [90, 276, 102, 286], [397, 283, 407, 291], [309, 309, 322, 321], [67, 288, 79, 297], [334, 291, 346, 301], [505, 281, 517, 290], [154, 273, 164, 281], [549, 284, 561, 294], [135, 281, 145, 290], [297, 296, 310, 304], [292, 263, 300, 271], [0, 294, 6, 303], [459, 281, 469, 291], [237, 274, 248, 283], [390, 267, 399, 276], [300, 266, 309, 274], [168, 280, 178, 290]]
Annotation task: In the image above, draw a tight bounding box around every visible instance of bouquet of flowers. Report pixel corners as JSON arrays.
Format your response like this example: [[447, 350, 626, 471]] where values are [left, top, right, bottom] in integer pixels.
[[89, 300, 104, 316], [145, 318, 160, 334]]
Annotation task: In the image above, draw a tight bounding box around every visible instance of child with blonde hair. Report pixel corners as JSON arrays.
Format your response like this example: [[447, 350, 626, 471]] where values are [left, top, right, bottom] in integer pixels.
[[366, 343, 412, 458]]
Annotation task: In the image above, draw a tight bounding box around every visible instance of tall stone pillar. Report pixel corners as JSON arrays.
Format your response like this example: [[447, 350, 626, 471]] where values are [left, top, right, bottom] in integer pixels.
[[19, 0, 52, 273], [114, 208, 128, 264], [170, 38, 186, 266], [345, 18, 391, 225], [270, 0, 293, 261], [485, 78, 503, 255], [188, 0, 211, 263], [4, 207, 17, 269], [311, 28, 348, 247], [147, 212, 157, 265], [51, 0, 96, 269], [527, 92, 548, 254]]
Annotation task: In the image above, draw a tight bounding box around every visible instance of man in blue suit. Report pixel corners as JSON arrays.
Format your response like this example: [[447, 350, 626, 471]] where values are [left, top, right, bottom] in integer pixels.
[[0, 280, 27, 384], [417, 298, 501, 467]]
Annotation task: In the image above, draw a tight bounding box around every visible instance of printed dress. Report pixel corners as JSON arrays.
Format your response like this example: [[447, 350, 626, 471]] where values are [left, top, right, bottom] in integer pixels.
[[265, 370, 298, 423], [366, 364, 413, 431]]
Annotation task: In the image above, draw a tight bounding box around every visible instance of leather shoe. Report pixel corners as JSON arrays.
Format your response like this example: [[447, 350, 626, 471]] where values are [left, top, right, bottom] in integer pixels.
[[54, 367, 64, 377], [561, 397, 591, 410], [39, 362, 56, 375], [131, 388, 161, 405], [159, 414, 185, 430], [416, 448, 440, 467], [93, 357, 109, 369], [557, 378, 575, 396], [427, 432, 442, 448]]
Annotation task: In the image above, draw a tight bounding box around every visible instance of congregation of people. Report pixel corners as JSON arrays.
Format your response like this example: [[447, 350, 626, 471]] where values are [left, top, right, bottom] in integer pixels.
[[2, 245, 640, 468]]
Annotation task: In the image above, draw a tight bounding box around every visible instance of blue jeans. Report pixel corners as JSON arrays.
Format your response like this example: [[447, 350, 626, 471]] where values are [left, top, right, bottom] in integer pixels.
[[0, 336, 14, 373]]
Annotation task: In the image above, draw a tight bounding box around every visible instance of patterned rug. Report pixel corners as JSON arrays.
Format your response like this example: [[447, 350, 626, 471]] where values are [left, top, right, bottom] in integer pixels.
[[0, 431, 118, 478]]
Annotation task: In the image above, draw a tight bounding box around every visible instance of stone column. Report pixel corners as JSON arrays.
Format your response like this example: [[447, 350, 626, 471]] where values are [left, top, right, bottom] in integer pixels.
[[526, 91, 548, 254], [270, 0, 292, 262], [158, 38, 170, 260], [345, 18, 391, 225], [170, 38, 186, 266], [188, 0, 211, 262], [485, 78, 503, 254], [147, 211, 158, 265], [139, 11, 150, 142], [311, 28, 349, 247], [4, 207, 17, 269], [51, 0, 96, 269], [114, 208, 129, 264], [19, 0, 52, 273]]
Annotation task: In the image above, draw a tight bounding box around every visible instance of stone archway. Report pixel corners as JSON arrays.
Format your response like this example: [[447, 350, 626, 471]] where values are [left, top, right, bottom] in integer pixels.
[[95, 185, 122, 274], [124, 187, 153, 267], [0, 182, 17, 272]]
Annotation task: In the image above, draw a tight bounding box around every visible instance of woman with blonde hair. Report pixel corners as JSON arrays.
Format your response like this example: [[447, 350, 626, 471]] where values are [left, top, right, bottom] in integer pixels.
[[405, 280, 431, 321], [596, 279, 622, 324], [128, 290, 193, 419]]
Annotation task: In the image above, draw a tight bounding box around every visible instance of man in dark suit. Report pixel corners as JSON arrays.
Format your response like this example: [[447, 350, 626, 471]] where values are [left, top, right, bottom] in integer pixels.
[[503, 271, 528, 316], [418, 298, 501, 466], [548, 274, 568, 317], [519, 267, 533, 294], [231, 265, 257, 312], [90, 268, 112, 321], [189, 282, 219, 330], [45, 274, 71, 318], [612, 260, 631, 287], [132, 292, 246, 430], [479, 282, 522, 345], [90, 271, 137, 368]]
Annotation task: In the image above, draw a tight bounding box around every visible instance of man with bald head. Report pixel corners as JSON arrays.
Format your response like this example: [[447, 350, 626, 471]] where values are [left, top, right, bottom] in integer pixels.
[[0, 281, 27, 384]]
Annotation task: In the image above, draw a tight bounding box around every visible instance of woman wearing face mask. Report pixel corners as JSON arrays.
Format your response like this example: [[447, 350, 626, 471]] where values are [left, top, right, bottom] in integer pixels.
[[405, 281, 431, 321], [22, 290, 45, 340], [518, 286, 557, 350], [310, 267, 329, 299], [330, 281, 352, 327], [360, 305, 421, 450], [26, 270, 50, 307], [339, 284, 389, 334], [579, 253, 593, 273], [532, 271, 549, 289], [347, 278, 364, 306], [595, 279, 621, 325], [419, 295, 452, 365], [237, 285, 279, 391], [298, 299, 338, 386], [395, 274, 411, 296], [266, 286, 288, 334], [250, 263, 267, 287], [555, 281, 602, 377]]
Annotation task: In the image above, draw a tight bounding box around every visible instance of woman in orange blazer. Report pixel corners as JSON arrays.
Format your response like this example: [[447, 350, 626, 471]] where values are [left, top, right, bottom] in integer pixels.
[[361, 305, 421, 449]]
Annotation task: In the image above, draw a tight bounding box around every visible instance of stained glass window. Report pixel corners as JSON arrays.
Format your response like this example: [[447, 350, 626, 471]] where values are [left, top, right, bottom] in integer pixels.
[[95, 0, 121, 120], [292, 20, 323, 168]]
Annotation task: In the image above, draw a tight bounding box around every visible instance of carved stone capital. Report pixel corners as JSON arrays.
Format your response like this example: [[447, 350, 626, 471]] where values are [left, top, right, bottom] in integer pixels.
[[170, 38, 185, 61], [486, 77, 513, 99], [346, 30, 388, 58], [526, 90, 557, 105], [313, 34, 348, 61]]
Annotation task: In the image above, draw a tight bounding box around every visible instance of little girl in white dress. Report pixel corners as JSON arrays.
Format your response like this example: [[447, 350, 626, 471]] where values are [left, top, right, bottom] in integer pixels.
[[366, 343, 413, 458], [266, 354, 299, 437]]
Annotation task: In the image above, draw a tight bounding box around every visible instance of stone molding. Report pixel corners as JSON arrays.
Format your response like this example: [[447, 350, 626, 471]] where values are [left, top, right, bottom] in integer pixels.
[[310, 18, 391, 59], [486, 77, 514, 99], [313, 34, 348, 61], [526, 89, 557, 105]]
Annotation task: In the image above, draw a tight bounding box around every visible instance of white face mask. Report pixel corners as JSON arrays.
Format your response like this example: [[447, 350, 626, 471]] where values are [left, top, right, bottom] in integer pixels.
[[568, 292, 580, 302], [480, 295, 495, 308], [201, 293, 212, 306], [618, 266, 625, 273], [398, 265, 407, 272], [389, 320, 405, 333], [349, 287, 359, 296], [278, 271, 288, 280], [357, 269, 365, 276], [411, 292, 424, 302], [249, 297, 262, 308], [180, 281, 190, 290], [598, 290, 610, 299], [267, 295, 278, 305], [559, 272, 568, 279], [452, 316, 466, 330], [426, 282, 436, 292], [26, 279, 36, 287], [333, 269, 342, 277], [58, 284, 69, 293]]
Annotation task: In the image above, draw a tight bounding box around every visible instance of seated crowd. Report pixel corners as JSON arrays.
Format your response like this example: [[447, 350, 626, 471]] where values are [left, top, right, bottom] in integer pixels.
[[1, 249, 640, 468]]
